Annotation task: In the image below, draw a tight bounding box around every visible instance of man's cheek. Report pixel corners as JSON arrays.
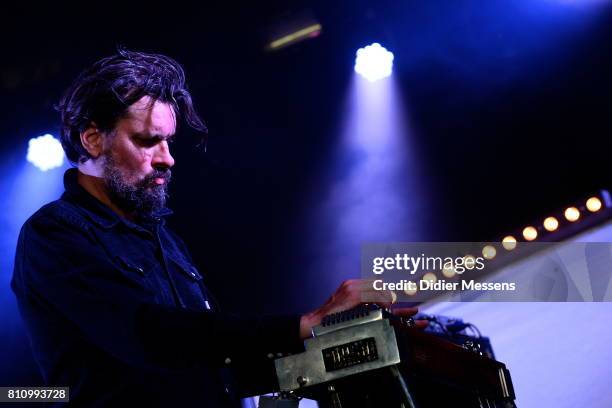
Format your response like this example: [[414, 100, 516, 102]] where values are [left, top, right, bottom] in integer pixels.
[[128, 158, 151, 178], [139, 149, 153, 162]]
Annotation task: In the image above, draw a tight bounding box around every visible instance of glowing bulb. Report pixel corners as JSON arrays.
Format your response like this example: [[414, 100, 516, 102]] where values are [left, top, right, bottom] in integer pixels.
[[482, 245, 497, 260], [354, 43, 394, 82], [522, 226, 538, 241], [404, 286, 417, 296], [421, 272, 438, 283], [502, 236, 517, 250], [442, 263, 456, 278], [564, 207, 580, 222], [26, 134, 65, 171], [543, 217, 559, 232], [586, 197, 602, 213]]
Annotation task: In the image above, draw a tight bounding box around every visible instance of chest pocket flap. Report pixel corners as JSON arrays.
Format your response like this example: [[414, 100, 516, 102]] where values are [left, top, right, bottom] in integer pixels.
[[167, 254, 203, 281]]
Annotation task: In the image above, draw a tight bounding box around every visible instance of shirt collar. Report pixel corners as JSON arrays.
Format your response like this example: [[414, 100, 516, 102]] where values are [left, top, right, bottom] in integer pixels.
[[61, 168, 173, 230]]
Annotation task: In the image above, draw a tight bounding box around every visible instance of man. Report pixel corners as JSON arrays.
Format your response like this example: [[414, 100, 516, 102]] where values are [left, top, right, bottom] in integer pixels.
[[12, 49, 418, 407]]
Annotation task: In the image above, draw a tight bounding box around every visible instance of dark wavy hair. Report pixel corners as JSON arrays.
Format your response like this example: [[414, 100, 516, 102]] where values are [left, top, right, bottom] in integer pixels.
[[56, 48, 207, 163]]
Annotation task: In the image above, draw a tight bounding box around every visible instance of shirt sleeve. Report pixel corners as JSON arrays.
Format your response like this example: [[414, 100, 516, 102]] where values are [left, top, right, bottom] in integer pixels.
[[12, 211, 304, 392]]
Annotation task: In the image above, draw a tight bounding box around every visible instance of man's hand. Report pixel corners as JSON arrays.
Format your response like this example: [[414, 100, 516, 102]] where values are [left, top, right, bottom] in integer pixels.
[[299, 279, 425, 339]]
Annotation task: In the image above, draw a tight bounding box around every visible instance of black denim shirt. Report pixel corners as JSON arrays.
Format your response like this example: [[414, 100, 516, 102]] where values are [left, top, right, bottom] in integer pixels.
[[12, 168, 303, 407]]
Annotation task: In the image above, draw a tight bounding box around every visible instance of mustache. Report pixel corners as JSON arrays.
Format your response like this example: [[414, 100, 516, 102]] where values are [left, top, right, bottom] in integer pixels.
[[142, 169, 172, 186]]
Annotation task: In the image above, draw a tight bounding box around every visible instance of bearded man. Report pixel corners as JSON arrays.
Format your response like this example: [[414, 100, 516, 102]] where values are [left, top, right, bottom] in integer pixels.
[[11, 49, 417, 407]]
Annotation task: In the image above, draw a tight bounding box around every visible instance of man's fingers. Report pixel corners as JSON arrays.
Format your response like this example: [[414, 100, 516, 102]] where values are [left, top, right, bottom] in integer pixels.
[[351, 279, 378, 292], [361, 288, 395, 307]]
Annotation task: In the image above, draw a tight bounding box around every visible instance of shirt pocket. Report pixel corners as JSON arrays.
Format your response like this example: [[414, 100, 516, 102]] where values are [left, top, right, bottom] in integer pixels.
[[167, 254, 211, 310], [113, 255, 160, 295], [115, 255, 148, 277], [114, 255, 180, 305], [167, 253, 203, 281]]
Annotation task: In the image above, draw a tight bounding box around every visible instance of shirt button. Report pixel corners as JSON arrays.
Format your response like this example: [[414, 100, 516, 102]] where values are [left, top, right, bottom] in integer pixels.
[[224, 357, 231, 364]]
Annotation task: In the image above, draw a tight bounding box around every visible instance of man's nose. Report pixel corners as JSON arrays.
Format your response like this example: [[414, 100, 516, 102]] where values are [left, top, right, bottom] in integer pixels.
[[152, 140, 175, 169]]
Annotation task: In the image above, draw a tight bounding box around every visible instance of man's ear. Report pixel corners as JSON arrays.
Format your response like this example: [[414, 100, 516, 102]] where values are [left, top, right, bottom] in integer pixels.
[[80, 123, 104, 159]]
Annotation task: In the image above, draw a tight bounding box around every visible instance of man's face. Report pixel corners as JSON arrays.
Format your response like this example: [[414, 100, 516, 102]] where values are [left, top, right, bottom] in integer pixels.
[[101, 96, 177, 216]]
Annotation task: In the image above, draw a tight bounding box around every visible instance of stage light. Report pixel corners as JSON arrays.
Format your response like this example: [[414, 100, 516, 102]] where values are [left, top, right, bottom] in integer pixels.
[[442, 263, 456, 278], [482, 245, 497, 260], [522, 226, 538, 241], [564, 206, 580, 222], [422, 272, 438, 283], [354, 43, 394, 82], [586, 197, 602, 213], [502, 236, 517, 250], [543, 216, 559, 232], [26, 134, 65, 171], [306, 38, 421, 287], [497, 191, 609, 250]]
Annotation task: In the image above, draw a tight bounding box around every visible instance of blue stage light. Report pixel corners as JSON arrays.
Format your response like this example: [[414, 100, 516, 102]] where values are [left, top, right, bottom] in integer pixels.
[[354, 43, 394, 82], [26, 134, 65, 171]]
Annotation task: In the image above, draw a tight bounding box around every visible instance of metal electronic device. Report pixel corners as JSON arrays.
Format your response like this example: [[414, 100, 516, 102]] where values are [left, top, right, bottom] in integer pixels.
[[274, 304, 517, 408]]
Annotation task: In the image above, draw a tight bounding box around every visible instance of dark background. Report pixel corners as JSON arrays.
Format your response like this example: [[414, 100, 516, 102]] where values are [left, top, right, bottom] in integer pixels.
[[1, 0, 611, 389]]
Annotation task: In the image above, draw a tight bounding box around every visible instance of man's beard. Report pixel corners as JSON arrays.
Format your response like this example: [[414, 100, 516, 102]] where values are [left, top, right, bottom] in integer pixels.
[[102, 154, 172, 217]]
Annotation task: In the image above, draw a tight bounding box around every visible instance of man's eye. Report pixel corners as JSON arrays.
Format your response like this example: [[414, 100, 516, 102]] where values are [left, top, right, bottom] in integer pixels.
[[135, 137, 159, 147]]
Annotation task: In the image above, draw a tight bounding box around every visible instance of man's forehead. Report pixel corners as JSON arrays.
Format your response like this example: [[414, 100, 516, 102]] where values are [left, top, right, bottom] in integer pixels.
[[124, 97, 176, 136]]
